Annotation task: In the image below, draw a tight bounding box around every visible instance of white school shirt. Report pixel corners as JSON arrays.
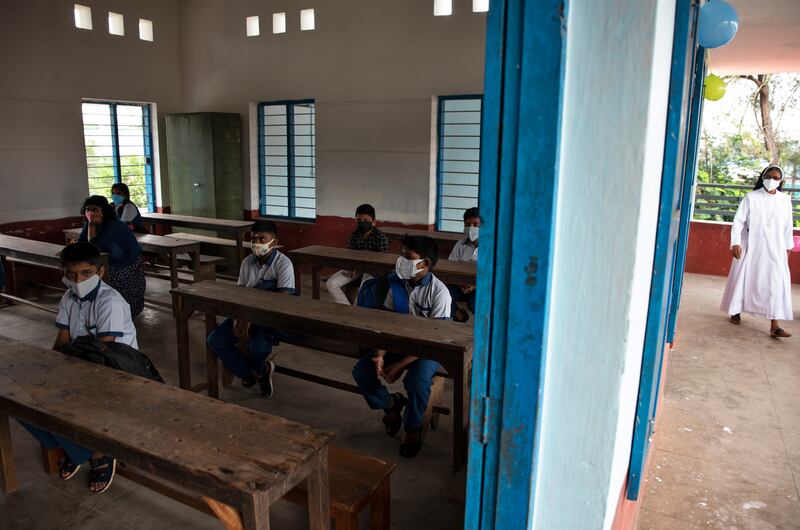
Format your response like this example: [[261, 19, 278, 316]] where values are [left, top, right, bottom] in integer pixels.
[[56, 280, 139, 349], [448, 238, 478, 262], [720, 188, 794, 320], [237, 251, 296, 292], [119, 202, 140, 223], [383, 272, 452, 319]]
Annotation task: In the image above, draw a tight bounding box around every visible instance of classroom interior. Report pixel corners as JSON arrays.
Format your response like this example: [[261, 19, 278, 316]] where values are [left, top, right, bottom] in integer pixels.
[[1, 1, 799, 529]]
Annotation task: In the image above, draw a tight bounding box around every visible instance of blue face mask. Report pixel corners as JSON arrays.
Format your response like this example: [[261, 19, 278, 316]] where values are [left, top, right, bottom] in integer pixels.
[[111, 193, 124, 205]]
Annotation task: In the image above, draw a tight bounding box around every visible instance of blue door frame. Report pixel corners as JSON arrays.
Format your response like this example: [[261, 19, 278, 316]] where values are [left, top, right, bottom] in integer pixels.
[[626, 0, 700, 501], [667, 48, 707, 344], [464, 0, 566, 527]]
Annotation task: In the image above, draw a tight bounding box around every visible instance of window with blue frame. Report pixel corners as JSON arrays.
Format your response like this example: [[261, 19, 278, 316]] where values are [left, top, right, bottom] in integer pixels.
[[81, 101, 155, 212], [258, 100, 316, 219], [436, 95, 482, 232]]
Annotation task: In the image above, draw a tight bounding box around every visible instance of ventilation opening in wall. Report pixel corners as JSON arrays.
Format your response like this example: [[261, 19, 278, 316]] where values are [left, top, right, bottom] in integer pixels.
[[74, 4, 92, 30], [108, 12, 124, 36], [273, 13, 286, 34], [472, 0, 489, 13], [434, 0, 452, 16], [139, 19, 153, 41], [246, 15, 259, 37], [300, 9, 315, 31]]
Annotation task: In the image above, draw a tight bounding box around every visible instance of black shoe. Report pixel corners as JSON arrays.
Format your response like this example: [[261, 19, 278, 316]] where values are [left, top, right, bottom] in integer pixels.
[[399, 429, 423, 459], [260, 360, 275, 398], [241, 376, 257, 388], [382, 393, 406, 436]]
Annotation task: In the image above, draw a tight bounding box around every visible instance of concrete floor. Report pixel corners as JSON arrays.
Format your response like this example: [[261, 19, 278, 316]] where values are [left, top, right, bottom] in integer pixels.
[[0, 273, 465, 530], [638, 273, 800, 530]]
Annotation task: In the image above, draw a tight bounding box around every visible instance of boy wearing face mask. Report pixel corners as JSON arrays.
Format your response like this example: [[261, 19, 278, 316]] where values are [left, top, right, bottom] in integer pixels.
[[447, 207, 480, 322], [352, 235, 451, 458], [325, 203, 389, 305], [22, 242, 136, 494], [206, 220, 295, 397]]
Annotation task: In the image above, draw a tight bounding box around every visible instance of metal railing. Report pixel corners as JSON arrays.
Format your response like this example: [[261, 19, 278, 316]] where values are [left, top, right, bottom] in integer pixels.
[[693, 182, 800, 225]]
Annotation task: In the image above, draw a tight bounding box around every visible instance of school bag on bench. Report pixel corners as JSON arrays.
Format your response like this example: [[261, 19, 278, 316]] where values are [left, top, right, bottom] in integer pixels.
[[60, 336, 164, 383]]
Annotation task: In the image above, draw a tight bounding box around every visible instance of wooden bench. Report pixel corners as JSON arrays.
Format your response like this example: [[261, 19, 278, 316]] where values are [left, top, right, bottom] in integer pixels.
[[0, 336, 333, 530], [166, 232, 253, 250], [64, 228, 207, 289], [171, 281, 473, 473], [380, 226, 464, 252], [141, 213, 253, 264], [289, 245, 477, 299]]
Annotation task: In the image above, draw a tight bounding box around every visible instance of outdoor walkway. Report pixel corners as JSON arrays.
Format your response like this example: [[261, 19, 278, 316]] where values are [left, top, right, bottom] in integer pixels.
[[638, 273, 800, 529]]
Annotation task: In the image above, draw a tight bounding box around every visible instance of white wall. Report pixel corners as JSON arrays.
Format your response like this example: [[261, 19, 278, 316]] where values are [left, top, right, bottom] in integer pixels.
[[178, 0, 485, 224], [0, 0, 182, 224], [532, 1, 676, 528]]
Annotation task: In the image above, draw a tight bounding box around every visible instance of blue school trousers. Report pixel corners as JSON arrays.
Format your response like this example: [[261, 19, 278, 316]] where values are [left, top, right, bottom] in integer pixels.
[[447, 284, 476, 315], [206, 318, 276, 379], [352, 353, 440, 432], [20, 422, 94, 465]]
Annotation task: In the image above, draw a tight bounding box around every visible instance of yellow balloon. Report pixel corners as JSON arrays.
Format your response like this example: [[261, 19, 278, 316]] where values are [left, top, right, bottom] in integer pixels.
[[704, 74, 726, 101]]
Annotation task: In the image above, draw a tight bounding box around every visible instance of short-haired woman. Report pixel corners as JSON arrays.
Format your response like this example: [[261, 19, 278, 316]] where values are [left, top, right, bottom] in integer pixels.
[[78, 195, 146, 317], [110, 183, 146, 233]]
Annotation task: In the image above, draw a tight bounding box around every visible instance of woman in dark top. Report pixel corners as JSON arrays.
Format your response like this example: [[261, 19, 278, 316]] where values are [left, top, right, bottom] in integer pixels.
[[111, 183, 146, 233], [78, 195, 146, 317]]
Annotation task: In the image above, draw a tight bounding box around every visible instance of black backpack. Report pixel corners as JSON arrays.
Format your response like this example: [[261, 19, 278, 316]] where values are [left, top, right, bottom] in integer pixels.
[[60, 336, 164, 383]]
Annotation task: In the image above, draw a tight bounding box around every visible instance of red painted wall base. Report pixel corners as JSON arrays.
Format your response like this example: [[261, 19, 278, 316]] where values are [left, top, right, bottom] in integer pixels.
[[685, 220, 800, 284]]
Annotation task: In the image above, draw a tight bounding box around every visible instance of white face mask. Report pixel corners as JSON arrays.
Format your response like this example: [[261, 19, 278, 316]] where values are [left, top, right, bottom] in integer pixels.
[[395, 256, 424, 280], [465, 226, 480, 242], [252, 240, 275, 258], [63, 274, 100, 299], [763, 178, 781, 192]]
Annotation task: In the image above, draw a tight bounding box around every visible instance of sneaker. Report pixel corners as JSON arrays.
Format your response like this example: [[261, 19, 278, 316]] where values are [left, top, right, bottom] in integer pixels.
[[260, 360, 275, 398]]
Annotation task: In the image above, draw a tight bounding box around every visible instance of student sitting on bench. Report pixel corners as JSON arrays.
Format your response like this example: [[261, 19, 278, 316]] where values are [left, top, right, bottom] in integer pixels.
[[207, 220, 295, 398], [447, 207, 480, 322], [352, 235, 451, 458], [21, 242, 136, 494], [326, 203, 389, 305]]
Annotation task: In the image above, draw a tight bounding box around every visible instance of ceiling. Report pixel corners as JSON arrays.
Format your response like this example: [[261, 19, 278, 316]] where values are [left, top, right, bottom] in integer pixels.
[[707, 0, 800, 74]]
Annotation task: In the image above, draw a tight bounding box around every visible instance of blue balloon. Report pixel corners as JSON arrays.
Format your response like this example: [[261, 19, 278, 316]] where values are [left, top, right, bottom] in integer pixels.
[[698, 0, 739, 48]]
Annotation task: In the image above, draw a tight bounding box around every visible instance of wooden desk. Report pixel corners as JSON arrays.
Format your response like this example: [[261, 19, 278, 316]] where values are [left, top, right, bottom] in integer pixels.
[[141, 213, 253, 263], [171, 281, 473, 472], [0, 234, 64, 269], [289, 245, 477, 299], [379, 227, 465, 247], [0, 336, 333, 530], [64, 228, 202, 289]]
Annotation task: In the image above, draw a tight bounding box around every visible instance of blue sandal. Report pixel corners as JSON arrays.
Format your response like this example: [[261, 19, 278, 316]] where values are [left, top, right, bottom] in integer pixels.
[[89, 456, 116, 494], [60, 456, 81, 481]]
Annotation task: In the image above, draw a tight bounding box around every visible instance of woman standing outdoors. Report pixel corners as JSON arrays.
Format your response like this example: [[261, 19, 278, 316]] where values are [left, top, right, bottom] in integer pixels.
[[78, 195, 146, 317], [721, 165, 795, 338]]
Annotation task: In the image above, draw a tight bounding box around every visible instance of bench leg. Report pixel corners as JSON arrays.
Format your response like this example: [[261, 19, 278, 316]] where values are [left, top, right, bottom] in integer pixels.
[[332, 508, 358, 530], [206, 313, 219, 398], [452, 362, 469, 474], [174, 302, 193, 391], [369, 479, 391, 530], [241, 494, 271, 530], [311, 267, 321, 300], [307, 446, 331, 530], [41, 446, 64, 475], [203, 496, 245, 530], [0, 413, 18, 494], [423, 376, 445, 433], [222, 367, 234, 388]]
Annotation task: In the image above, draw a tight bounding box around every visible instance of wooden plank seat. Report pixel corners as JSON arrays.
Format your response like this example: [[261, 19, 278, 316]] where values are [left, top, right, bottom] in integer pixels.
[[145, 253, 226, 285], [288, 245, 477, 299], [40, 445, 394, 530], [0, 336, 334, 530], [171, 281, 473, 473], [166, 232, 253, 250]]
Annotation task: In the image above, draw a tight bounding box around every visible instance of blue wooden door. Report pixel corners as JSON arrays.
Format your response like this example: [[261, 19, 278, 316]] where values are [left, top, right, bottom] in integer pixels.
[[464, 0, 567, 527], [626, 0, 700, 500]]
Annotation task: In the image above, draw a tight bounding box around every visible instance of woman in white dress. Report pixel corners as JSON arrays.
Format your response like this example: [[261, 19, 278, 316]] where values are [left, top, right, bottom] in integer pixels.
[[720, 165, 795, 338]]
